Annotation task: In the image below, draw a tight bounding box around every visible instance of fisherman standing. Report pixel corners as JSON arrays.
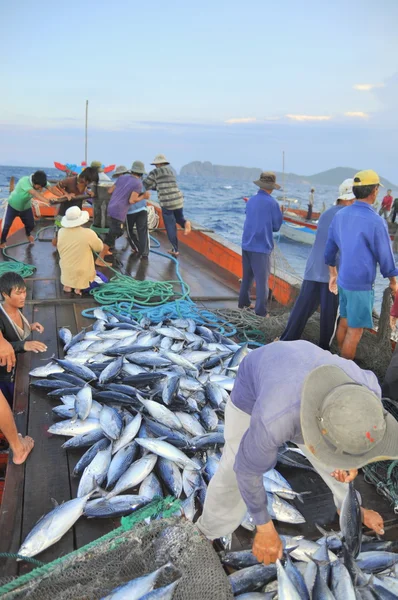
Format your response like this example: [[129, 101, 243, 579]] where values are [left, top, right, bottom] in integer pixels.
[[197, 340, 394, 564], [379, 189, 394, 220], [306, 187, 315, 221], [238, 172, 282, 317], [90, 160, 113, 229], [280, 179, 355, 349], [325, 170, 398, 360], [143, 154, 191, 257]]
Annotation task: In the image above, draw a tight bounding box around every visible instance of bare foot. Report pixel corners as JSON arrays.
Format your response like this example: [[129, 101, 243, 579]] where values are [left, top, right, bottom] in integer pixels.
[[184, 221, 192, 235], [95, 257, 107, 267], [74, 289, 82, 296], [51, 238, 57, 247], [63, 286, 72, 293], [27, 235, 35, 244], [168, 249, 179, 257], [0, 243, 6, 249], [13, 435, 34, 465]]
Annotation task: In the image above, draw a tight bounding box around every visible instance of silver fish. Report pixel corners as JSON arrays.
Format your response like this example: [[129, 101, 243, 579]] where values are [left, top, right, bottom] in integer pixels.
[[99, 356, 124, 384], [59, 327, 73, 346], [94, 307, 109, 321], [330, 560, 356, 600], [139, 473, 163, 499], [158, 457, 183, 497], [85, 494, 149, 519], [106, 453, 158, 498], [175, 411, 206, 437], [100, 405, 123, 440], [266, 492, 306, 524], [48, 418, 101, 437], [262, 475, 310, 502], [162, 375, 180, 405], [77, 444, 112, 497], [276, 559, 302, 600], [62, 429, 105, 449], [139, 580, 180, 600], [106, 442, 138, 489], [226, 343, 249, 372], [112, 413, 142, 454], [200, 406, 218, 431], [155, 326, 186, 340], [135, 438, 201, 470], [101, 563, 173, 600], [122, 363, 147, 376], [228, 564, 277, 596], [67, 340, 94, 355], [138, 396, 182, 431], [160, 350, 198, 372], [181, 350, 213, 365], [29, 362, 64, 377], [127, 352, 171, 368], [340, 481, 362, 558], [18, 494, 91, 557], [73, 438, 110, 477], [179, 376, 202, 392], [182, 464, 202, 497], [74, 386, 93, 421], [205, 382, 224, 408]]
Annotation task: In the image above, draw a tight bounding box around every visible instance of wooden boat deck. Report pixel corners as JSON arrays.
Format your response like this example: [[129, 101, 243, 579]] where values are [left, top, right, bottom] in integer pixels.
[[0, 221, 397, 579]]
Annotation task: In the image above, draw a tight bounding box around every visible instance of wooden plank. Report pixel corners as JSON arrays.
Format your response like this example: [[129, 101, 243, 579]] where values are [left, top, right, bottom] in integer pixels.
[[0, 307, 32, 577], [19, 305, 74, 574], [33, 279, 57, 300], [55, 303, 115, 548]]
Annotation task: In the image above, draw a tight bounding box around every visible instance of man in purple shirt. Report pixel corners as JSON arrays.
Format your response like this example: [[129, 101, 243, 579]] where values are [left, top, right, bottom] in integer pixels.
[[197, 340, 398, 565], [96, 161, 149, 265]]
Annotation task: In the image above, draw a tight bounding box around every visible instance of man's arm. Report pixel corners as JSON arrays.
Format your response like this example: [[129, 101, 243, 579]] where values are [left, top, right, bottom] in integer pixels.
[[129, 191, 150, 204], [374, 221, 398, 284], [324, 222, 339, 268], [328, 266, 338, 295], [0, 332, 16, 372], [142, 172, 157, 191]]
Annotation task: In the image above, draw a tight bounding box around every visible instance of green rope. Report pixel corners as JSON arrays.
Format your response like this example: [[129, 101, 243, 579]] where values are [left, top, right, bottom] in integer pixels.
[[0, 553, 44, 567], [90, 225, 109, 234], [90, 273, 190, 306], [0, 226, 55, 278]]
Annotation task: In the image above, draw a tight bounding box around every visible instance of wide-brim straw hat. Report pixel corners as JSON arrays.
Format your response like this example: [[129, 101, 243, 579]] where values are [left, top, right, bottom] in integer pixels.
[[112, 165, 130, 178], [151, 154, 170, 165], [61, 206, 90, 228], [301, 365, 398, 470], [253, 171, 281, 191]]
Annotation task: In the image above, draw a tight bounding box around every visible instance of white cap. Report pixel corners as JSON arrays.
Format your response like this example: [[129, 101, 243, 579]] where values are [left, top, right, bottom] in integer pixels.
[[338, 178, 355, 201]]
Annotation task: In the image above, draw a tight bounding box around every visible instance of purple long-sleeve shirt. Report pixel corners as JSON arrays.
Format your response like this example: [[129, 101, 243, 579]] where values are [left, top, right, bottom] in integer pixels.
[[232, 340, 381, 525]]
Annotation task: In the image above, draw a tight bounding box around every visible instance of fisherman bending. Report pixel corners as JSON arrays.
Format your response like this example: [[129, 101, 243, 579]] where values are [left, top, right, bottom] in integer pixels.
[[196, 340, 395, 564]]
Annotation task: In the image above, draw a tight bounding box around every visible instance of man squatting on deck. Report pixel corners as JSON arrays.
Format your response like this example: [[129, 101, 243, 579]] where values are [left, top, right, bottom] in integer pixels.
[[197, 340, 398, 564]]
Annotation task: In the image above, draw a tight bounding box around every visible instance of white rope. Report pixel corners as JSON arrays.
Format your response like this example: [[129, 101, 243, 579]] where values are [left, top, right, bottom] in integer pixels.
[[147, 205, 160, 231]]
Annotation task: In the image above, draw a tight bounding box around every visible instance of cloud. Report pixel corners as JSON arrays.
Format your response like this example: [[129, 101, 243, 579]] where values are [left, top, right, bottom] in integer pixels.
[[353, 83, 385, 91], [225, 117, 257, 124], [344, 111, 369, 119], [286, 114, 332, 122]]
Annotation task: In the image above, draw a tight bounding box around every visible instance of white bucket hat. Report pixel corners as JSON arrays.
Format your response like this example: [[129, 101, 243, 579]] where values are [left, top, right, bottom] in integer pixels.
[[61, 206, 90, 228], [151, 154, 170, 165], [338, 178, 355, 201]]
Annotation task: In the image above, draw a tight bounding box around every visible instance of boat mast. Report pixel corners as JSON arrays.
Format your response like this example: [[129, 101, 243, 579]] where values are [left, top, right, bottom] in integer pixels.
[[84, 100, 88, 164], [282, 150, 286, 201]]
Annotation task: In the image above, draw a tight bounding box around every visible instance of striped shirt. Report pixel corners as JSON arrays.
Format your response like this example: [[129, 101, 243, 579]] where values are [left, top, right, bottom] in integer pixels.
[[143, 166, 183, 210]]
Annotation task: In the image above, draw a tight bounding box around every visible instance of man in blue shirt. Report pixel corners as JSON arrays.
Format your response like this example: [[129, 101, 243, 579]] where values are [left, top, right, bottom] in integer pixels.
[[238, 172, 283, 316], [280, 179, 355, 349], [325, 169, 398, 360]]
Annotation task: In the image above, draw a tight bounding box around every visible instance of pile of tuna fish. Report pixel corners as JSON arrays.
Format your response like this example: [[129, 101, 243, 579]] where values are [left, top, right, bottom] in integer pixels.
[[101, 563, 180, 600], [224, 482, 398, 599]]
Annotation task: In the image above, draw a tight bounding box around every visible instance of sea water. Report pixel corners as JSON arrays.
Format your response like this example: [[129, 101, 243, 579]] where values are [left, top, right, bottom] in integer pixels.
[[0, 166, 391, 310]]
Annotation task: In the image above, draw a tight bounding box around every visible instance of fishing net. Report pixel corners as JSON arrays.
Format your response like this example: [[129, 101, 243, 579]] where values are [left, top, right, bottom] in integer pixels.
[[0, 500, 233, 600]]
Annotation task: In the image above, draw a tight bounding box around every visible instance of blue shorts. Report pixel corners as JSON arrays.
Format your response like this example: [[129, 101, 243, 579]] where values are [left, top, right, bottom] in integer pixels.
[[338, 287, 374, 329]]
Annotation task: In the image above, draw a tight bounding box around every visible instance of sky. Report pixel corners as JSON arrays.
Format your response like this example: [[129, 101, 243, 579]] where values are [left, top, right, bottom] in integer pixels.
[[1, 0, 398, 179]]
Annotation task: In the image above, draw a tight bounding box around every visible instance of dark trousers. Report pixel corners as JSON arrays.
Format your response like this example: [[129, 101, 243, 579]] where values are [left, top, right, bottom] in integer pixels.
[[93, 187, 111, 229], [392, 208, 397, 224], [238, 250, 271, 317], [104, 217, 123, 249], [0, 381, 14, 408], [126, 211, 149, 257], [1, 205, 34, 243], [162, 207, 186, 252], [280, 280, 339, 350], [306, 204, 313, 221], [382, 345, 398, 402]]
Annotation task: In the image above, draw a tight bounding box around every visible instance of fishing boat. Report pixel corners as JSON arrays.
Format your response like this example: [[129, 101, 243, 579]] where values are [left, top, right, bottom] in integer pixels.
[[54, 162, 116, 176], [0, 199, 397, 577]]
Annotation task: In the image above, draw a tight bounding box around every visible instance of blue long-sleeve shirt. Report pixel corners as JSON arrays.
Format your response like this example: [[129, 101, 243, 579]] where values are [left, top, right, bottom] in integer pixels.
[[232, 340, 380, 525], [324, 201, 398, 291], [304, 205, 343, 283], [242, 190, 283, 254]]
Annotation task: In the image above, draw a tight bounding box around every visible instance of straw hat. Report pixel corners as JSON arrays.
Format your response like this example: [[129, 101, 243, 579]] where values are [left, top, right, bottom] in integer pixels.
[[61, 206, 90, 228], [253, 172, 281, 191], [151, 154, 169, 165], [131, 160, 146, 174], [301, 365, 398, 469], [112, 165, 130, 178], [90, 160, 104, 172]]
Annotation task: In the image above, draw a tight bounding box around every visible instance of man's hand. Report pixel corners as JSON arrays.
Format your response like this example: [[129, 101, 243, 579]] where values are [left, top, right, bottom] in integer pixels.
[[329, 275, 338, 295], [0, 336, 16, 372], [252, 521, 283, 565], [24, 341, 47, 353], [331, 469, 358, 483], [362, 508, 384, 535], [30, 322, 44, 333]]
